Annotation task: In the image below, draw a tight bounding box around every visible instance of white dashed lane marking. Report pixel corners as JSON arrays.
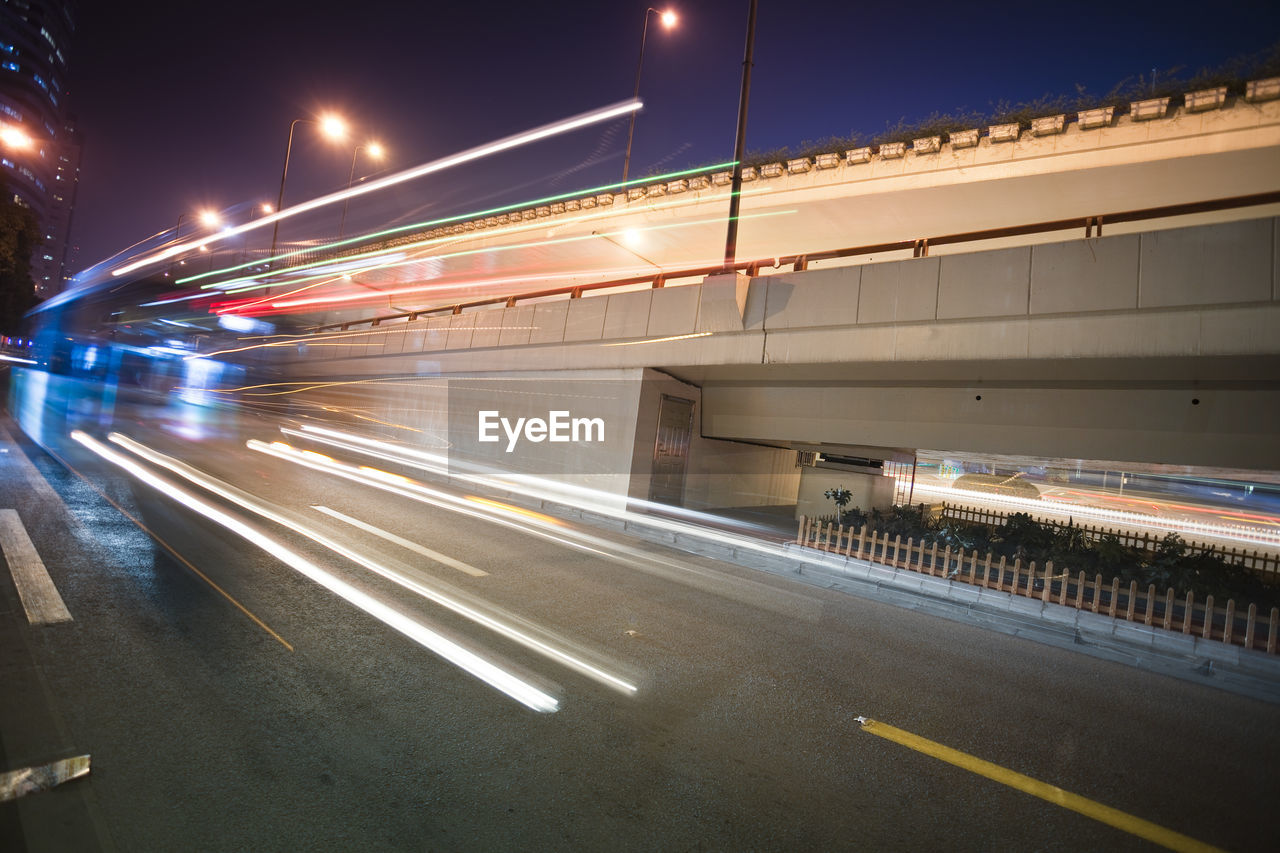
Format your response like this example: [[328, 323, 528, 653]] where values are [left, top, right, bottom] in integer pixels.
[[0, 508, 72, 625]]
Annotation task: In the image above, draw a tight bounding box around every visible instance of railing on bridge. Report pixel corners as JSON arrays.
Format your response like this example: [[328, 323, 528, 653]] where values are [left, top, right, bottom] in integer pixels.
[[308, 190, 1280, 335]]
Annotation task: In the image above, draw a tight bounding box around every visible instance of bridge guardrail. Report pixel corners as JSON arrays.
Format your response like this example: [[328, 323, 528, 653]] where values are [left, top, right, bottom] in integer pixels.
[[309, 190, 1280, 334]]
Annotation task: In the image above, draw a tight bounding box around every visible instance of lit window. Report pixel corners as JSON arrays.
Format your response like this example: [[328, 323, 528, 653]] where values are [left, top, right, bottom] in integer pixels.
[[2, 62, 18, 72], [0, 42, 13, 54], [40, 28, 56, 50]]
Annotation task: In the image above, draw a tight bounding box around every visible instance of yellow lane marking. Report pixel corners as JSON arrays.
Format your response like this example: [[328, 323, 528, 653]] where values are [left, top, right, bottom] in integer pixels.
[[46, 445, 294, 652], [854, 717, 1224, 853]]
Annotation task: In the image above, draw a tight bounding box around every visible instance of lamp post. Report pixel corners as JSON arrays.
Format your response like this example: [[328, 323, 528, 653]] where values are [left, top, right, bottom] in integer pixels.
[[167, 209, 220, 277], [621, 7, 678, 187], [268, 114, 348, 263], [338, 141, 385, 239], [722, 0, 757, 270]]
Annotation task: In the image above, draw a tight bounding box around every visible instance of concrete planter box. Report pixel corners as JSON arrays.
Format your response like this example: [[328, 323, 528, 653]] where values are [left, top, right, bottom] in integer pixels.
[[760, 162, 784, 178], [814, 152, 840, 169], [1031, 114, 1065, 136], [711, 171, 733, 186], [912, 135, 940, 153], [1130, 96, 1171, 121], [786, 157, 813, 174], [1077, 106, 1115, 129], [988, 122, 1020, 142], [845, 147, 872, 164], [687, 175, 710, 190], [665, 179, 688, 194], [1184, 86, 1227, 112], [740, 166, 758, 181], [879, 141, 906, 158], [948, 128, 979, 148], [1246, 77, 1280, 102]]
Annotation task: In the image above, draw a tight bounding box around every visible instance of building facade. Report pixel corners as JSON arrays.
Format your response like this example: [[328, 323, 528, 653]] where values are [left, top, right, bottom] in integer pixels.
[[0, 0, 79, 297]]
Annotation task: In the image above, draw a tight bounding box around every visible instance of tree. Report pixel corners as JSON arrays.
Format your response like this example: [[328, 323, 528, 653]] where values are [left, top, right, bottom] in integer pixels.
[[0, 178, 40, 336]]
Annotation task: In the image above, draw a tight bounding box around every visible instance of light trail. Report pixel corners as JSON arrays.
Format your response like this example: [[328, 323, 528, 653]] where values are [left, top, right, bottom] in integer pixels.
[[175, 159, 736, 289], [284, 423, 794, 559], [109, 99, 644, 278], [213, 208, 795, 304], [107, 433, 637, 696], [255, 436, 819, 621], [908, 480, 1280, 549], [70, 430, 558, 712]]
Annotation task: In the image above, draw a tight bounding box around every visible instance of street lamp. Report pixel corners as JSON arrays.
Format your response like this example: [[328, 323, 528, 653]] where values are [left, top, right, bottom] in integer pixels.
[[338, 141, 386, 238], [268, 113, 349, 261], [167, 209, 220, 277], [621, 7, 678, 187], [722, 0, 757, 270]]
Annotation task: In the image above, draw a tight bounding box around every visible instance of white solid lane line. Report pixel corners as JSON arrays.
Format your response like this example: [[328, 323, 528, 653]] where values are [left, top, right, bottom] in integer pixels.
[[0, 509, 72, 625], [312, 505, 488, 577]]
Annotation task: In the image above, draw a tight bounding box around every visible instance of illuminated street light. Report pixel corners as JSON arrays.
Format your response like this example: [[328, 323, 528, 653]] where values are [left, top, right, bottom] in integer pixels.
[[168, 208, 222, 277], [339, 140, 387, 238], [269, 112, 351, 261], [622, 7, 679, 187]]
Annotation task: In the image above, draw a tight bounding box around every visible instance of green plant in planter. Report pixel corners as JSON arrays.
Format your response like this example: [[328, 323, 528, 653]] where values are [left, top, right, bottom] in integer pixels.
[[824, 486, 853, 525]]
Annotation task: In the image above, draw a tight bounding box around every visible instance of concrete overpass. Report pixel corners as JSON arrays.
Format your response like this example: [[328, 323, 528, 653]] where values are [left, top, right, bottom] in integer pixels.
[[198, 87, 1280, 512]]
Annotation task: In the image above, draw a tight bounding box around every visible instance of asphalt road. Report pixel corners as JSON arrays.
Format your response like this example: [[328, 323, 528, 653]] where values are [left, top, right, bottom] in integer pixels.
[[2, 395, 1279, 852]]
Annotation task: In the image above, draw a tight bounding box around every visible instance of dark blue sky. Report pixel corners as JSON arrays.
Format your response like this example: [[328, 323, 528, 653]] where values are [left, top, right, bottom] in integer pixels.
[[66, 0, 1280, 269]]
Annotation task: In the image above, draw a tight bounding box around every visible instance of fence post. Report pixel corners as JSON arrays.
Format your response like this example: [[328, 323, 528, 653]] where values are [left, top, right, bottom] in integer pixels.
[[1059, 567, 1070, 606], [1245, 604, 1257, 651], [836, 524, 844, 553], [967, 550, 977, 584], [1182, 591, 1194, 634], [796, 515, 805, 544], [1041, 561, 1053, 603], [1075, 571, 1086, 608], [1269, 608, 1279, 654], [1125, 580, 1138, 621], [893, 534, 902, 567], [1092, 574, 1102, 613], [1202, 595, 1215, 640], [998, 556, 1008, 592], [822, 522, 831, 550], [1108, 578, 1119, 618], [1163, 588, 1174, 630], [983, 552, 993, 588], [1145, 584, 1156, 626], [943, 545, 952, 578], [929, 542, 938, 575], [858, 525, 868, 560], [1223, 600, 1235, 645]]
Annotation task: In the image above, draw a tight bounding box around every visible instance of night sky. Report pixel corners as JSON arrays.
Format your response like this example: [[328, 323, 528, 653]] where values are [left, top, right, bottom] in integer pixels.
[[65, 0, 1280, 271]]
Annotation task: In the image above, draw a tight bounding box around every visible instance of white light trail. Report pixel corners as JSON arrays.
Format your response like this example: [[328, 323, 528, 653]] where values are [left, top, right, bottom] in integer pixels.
[[70, 430, 558, 712], [908, 480, 1280, 548], [109, 99, 642, 278], [107, 433, 636, 696], [286, 423, 791, 559], [269, 427, 818, 619]]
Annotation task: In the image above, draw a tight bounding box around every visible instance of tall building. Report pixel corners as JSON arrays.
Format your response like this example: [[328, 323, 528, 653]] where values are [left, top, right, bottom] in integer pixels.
[[0, 0, 79, 297]]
